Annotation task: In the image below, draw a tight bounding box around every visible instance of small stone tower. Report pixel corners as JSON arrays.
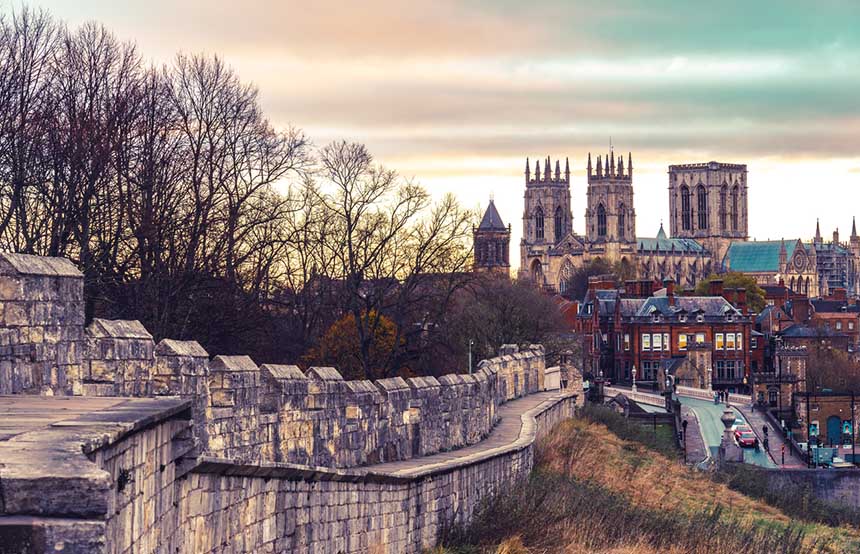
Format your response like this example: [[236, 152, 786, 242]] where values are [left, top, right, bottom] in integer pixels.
[[668, 161, 748, 263], [585, 149, 636, 258], [474, 198, 511, 275], [519, 156, 573, 282]]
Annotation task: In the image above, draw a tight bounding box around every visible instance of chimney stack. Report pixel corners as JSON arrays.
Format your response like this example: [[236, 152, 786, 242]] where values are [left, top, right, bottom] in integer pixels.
[[664, 278, 675, 306], [709, 279, 724, 297]]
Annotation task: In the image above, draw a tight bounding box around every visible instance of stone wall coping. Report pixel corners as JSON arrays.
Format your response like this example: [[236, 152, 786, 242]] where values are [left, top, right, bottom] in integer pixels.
[[374, 377, 409, 392], [87, 318, 153, 340], [437, 374, 466, 386], [0, 396, 190, 518], [0, 252, 82, 277], [155, 339, 208, 358], [306, 366, 344, 381], [345, 380, 378, 394], [209, 355, 258, 373], [406, 376, 441, 389], [260, 364, 306, 381]]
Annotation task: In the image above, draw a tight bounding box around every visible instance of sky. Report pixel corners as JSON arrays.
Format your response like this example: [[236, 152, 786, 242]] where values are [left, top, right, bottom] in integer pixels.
[[17, 0, 860, 268]]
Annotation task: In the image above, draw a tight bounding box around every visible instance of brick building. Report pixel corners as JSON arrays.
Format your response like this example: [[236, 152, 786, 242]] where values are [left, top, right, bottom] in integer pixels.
[[577, 277, 763, 393]]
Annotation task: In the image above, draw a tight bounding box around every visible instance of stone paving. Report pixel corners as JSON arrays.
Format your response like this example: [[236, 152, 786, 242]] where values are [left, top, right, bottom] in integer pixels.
[[362, 390, 569, 478]]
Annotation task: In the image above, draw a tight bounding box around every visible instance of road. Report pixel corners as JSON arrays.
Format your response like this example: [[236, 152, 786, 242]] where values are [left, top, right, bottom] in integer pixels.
[[678, 396, 777, 468]]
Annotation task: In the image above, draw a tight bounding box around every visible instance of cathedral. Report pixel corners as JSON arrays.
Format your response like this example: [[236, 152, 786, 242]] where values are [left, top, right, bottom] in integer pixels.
[[509, 154, 747, 293], [472, 152, 860, 299]]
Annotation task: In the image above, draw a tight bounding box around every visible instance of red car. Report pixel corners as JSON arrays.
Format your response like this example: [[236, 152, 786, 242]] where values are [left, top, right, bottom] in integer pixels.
[[734, 429, 759, 448]]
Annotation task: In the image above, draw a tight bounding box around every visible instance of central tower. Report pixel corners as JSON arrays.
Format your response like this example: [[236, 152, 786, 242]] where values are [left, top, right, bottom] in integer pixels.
[[585, 149, 636, 259]]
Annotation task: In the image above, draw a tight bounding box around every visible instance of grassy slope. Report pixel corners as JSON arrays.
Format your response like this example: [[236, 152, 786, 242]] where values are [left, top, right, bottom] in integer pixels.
[[436, 413, 860, 554]]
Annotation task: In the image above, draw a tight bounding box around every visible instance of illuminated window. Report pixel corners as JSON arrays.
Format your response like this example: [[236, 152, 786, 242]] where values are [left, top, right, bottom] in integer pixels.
[[715, 333, 724, 350], [678, 334, 688, 350], [624, 334, 630, 351], [663, 333, 670, 351], [726, 333, 736, 350], [696, 333, 705, 344], [642, 333, 651, 351], [736, 333, 743, 350], [652, 333, 662, 351]]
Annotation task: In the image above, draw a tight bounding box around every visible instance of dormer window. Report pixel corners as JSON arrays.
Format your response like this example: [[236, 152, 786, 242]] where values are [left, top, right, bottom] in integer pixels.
[[696, 314, 704, 323], [679, 314, 687, 323]]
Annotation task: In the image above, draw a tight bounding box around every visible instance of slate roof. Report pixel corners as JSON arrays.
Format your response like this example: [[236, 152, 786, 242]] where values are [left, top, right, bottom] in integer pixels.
[[781, 324, 841, 338], [636, 224, 706, 253], [477, 199, 507, 231], [722, 240, 800, 273], [635, 295, 740, 318], [811, 299, 860, 313]]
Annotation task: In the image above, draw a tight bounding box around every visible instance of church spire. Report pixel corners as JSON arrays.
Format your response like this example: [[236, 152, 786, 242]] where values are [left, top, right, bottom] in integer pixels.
[[565, 157, 570, 181], [525, 158, 530, 182], [596, 155, 602, 177], [779, 238, 788, 269], [535, 159, 541, 181], [628, 152, 633, 178], [852, 216, 858, 239], [815, 218, 822, 243], [555, 159, 560, 180], [610, 149, 615, 177], [587, 153, 592, 178]]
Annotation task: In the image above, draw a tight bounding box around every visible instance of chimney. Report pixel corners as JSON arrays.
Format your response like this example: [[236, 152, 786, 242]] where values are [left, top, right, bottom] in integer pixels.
[[664, 278, 675, 306], [833, 288, 847, 302], [709, 279, 724, 297], [736, 288, 747, 313], [793, 296, 811, 323]]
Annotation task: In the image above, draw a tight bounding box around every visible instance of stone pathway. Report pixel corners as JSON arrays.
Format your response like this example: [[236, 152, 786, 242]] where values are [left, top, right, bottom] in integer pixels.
[[362, 391, 569, 478], [733, 403, 806, 468], [679, 404, 708, 465]]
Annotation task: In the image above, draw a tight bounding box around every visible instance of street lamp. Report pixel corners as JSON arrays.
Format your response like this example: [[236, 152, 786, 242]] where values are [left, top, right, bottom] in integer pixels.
[[632, 365, 637, 393], [707, 367, 712, 393], [468, 339, 474, 374]]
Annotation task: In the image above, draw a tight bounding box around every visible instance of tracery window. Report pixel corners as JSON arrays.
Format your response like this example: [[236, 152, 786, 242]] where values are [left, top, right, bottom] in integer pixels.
[[597, 204, 607, 237], [534, 207, 544, 240], [681, 185, 691, 231], [697, 184, 708, 230]]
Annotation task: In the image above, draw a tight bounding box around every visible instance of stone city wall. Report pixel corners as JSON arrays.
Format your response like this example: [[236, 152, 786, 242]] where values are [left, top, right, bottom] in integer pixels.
[[84, 392, 575, 554], [0, 253, 545, 470]]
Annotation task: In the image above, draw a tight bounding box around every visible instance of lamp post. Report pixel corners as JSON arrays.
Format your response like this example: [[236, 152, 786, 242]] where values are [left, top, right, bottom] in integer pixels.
[[632, 365, 637, 393], [775, 335, 783, 418], [468, 339, 474, 374], [707, 367, 712, 393]]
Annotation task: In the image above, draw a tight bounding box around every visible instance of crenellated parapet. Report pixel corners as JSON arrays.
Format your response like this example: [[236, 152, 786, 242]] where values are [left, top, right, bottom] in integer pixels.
[[0, 252, 550, 472]]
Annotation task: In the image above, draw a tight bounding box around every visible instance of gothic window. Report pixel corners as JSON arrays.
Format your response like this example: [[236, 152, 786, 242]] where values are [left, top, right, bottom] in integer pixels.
[[696, 184, 708, 230], [534, 207, 544, 240], [731, 185, 740, 231], [681, 185, 691, 231], [559, 259, 574, 295], [719, 184, 727, 231], [617, 203, 625, 238], [554, 206, 563, 240], [597, 204, 607, 237]]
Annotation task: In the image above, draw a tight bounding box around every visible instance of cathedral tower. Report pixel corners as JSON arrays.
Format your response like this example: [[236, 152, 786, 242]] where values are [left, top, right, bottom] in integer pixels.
[[584, 149, 636, 259], [518, 156, 573, 283], [668, 161, 748, 263], [473, 199, 511, 275]]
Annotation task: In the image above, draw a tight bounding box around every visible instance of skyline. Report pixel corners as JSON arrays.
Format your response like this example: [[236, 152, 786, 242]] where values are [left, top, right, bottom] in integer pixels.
[[20, 0, 860, 268]]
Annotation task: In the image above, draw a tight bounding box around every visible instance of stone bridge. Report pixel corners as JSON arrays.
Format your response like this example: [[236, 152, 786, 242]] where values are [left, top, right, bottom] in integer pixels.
[[0, 253, 578, 554]]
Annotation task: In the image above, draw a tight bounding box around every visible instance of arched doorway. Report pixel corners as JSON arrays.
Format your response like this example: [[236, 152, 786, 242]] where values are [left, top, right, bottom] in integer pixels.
[[530, 259, 544, 285]]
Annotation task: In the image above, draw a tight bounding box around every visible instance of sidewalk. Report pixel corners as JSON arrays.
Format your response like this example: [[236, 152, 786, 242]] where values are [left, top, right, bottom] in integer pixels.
[[732, 403, 806, 468], [680, 404, 709, 466]]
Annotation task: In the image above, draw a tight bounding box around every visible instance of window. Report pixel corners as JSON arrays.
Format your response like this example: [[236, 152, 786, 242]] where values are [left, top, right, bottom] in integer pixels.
[[597, 204, 607, 237], [652, 333, 662, 351], [836, 321, 843, 331], [719, 185, 727, 231], [715, 333, 724, 350], [624, 334, 630, 351], [642, 333, 651, 351], [850, 321, 855, 330], [696, 333, 705, 344], [617, 203, 625, 238], [681, 185, 691, 231], [731, 185, 740, 231], [736, 333, 742, 350], [751, 337, 758, 349], [726, 333, 736, 350], [679, 334, 688, 350], [554, 206, 563, 240], [697, 184, 708, 230], [696, 314, 705, 323], [663, 333, 670, 351], [679, 314, 687, 322], [534, 207, 544, 240]]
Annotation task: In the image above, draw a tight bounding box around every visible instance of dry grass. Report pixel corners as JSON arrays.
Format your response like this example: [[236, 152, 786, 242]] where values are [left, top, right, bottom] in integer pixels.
[[436, 413, 860, 554]]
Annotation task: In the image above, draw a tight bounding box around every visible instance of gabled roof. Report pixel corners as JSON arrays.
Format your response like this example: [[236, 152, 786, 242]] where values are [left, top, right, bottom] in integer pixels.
[[636, 224, 706, 253], [722, 240, 801, 273], [478, 199, 507, 231], [635, 295, 740, 318]]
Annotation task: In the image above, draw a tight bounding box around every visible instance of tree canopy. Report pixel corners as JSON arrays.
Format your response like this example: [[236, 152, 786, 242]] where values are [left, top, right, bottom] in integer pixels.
[[694, 273, 766, 313]]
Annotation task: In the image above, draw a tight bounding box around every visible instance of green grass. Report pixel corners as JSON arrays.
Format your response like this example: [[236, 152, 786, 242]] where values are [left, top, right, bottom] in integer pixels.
[[578, 403, 679, 458]]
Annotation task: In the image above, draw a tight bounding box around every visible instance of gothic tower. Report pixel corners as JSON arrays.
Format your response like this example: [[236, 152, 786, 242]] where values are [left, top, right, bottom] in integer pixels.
[[518, 156, 573, 283], [584, 149, 636, 260], [473, 198, 511, 275], [668, 161, 748, 263]]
